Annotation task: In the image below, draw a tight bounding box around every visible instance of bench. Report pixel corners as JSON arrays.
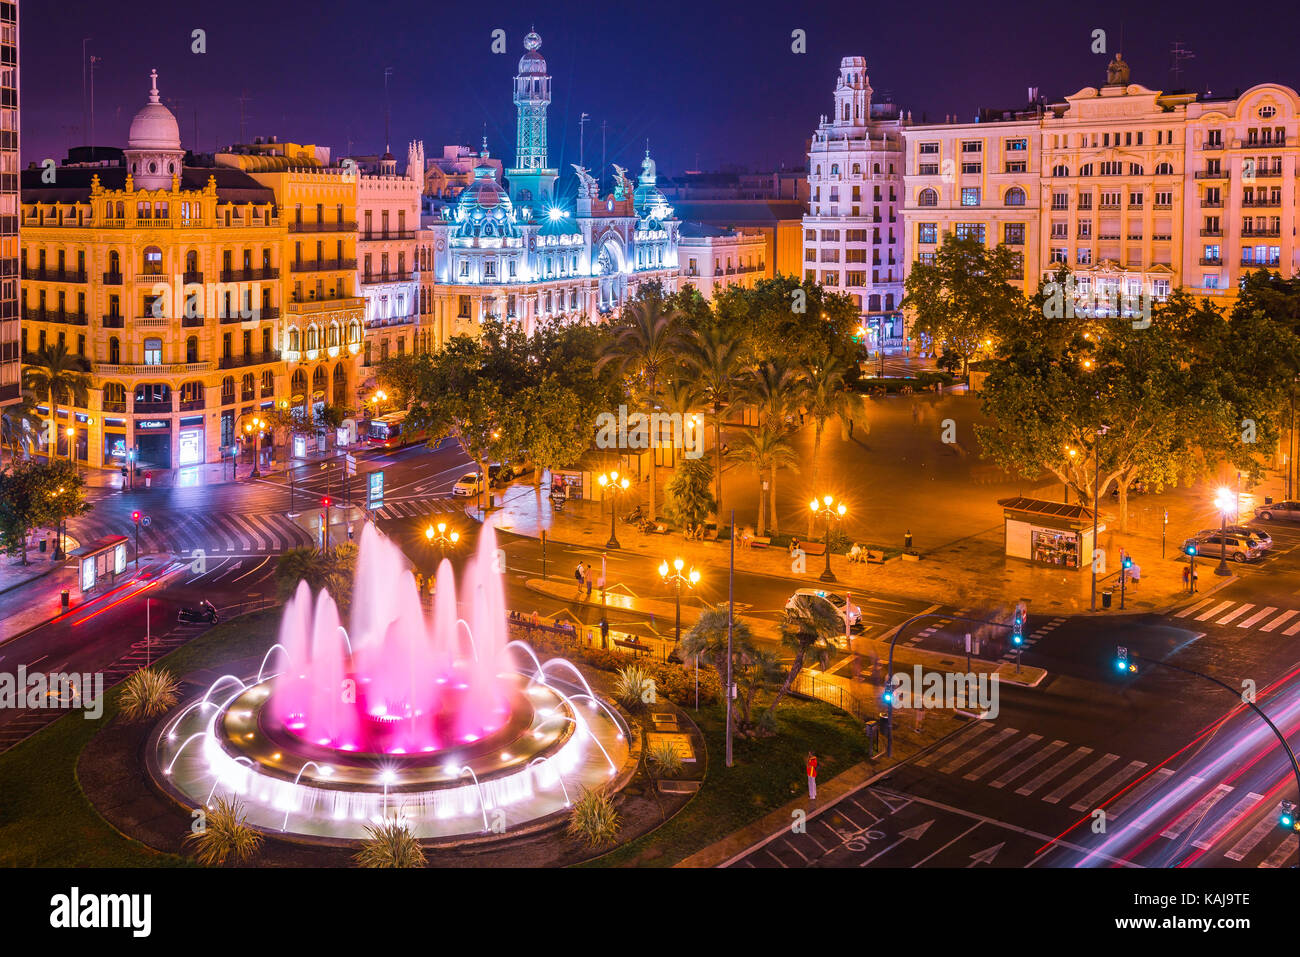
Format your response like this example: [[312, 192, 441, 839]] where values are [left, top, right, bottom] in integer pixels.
[[750, 536, 772, 549], [702, 527, 719, 542], [850, 547, 886, 564], [614, 638, 650, 657], [801, 542, 828, 557], [648, 523, 670, 535]]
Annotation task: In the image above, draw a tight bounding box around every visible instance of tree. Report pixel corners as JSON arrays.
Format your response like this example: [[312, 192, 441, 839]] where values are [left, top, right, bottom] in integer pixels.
[[664, 456, 717, 540], [685, 323, 748, 520], [275, 543, 357, 615], [0, 459, 90, 564], [679, 605, 761, 734], [744, 359, 804, 534], [713, 277, 860, 370], [730, 426, 799, 538], [22, 342, 90, 459], [764, 594, 843, 721], [902, 235, 1028, 376], [1, 390, 43, 461], [595, 297, 684, 520], [800, 351, 855, 536]]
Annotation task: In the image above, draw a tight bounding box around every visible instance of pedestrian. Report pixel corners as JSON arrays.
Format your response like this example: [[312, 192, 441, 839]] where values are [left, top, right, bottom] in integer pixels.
[[1182, 565, 1190, 592], [585, 565, 594, 600], [914, 706, 924, 732], [530, 610, 540, 636], [848, 418, 854, 437], [600, 617, 609, 649], [789, 537, 801, 558], [806, 752, 818, 801], [1192, 566, 1199, 593], [574, 561, 585, 600]]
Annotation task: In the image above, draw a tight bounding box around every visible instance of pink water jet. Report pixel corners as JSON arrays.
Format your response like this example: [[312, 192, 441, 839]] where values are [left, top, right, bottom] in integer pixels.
[[270, 522, 513, 756]]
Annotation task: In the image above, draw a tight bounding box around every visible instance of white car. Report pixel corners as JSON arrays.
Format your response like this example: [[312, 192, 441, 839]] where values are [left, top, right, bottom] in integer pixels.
[[785, 589, 862, 644], [451, 472, 484, 497]]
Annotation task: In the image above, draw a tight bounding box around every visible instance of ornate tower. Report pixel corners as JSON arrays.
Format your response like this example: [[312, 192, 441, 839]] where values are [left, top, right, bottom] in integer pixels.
[[507, 31, 558, 206], [123, 70, 185, 190], [832, 56, 872, 128]]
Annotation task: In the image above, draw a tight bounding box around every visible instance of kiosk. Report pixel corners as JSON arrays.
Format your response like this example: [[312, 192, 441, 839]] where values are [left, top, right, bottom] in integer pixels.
[[997, 497, 1102, 571]]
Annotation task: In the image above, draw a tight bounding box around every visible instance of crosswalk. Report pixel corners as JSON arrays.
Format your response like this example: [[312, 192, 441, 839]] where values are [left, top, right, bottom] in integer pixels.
[[72, 510, 314, 556], [913, 723, 1295, 866], [1171, 597, 1300, 635], [370, 497, 464, 522]]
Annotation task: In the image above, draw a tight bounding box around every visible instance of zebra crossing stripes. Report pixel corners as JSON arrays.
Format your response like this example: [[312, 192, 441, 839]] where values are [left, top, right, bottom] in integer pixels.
[[1070, 760, 1147, 813], [1237, 606, 1277, 628], [371, 498, 462, 521], [1015, 746, 1094, 797], [1105, 767, 1175, 821], [962, 733, 1042, 782], [1215, 603, 1254, 625], [936, 726, 1017, 774], [1260, 609, 1298, 632], [913, 719, 996, 768], [1170, 598, 1300, 635], [1226, 810, 1279, 861], [1194, 600, 1235, 621], [1202, 791, 1265, 852], [1259, 833, 1297, 868], [1162, 784, 1234, 840], [988, 739, 1065, 790], [999, 616, 1065, 661], [1044, 753, 1118, 805], [72, 510, 312, 556]]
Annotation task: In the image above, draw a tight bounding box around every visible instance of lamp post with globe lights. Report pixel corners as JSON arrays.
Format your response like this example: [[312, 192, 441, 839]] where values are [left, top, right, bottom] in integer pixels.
[[659, 557, 702, 709], [1214, 486, 1235, 576], [597, 469, 630, 549], [242, 415, 268, 478], [424, 520, 460, 564], [809, 495, 847, 583]]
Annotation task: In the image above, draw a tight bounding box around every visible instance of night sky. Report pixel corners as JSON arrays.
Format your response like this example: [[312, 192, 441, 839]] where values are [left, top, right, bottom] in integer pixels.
[[21, 0, 1300, 177]]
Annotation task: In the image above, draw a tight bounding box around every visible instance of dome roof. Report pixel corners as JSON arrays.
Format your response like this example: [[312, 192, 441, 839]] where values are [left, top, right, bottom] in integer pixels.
[[128, 70, 182, 152], [452, 165, 520, 240], [518, 31, 547, 74]]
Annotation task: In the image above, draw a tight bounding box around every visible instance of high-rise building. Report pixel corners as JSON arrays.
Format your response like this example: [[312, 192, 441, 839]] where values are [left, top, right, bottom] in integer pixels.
[[0, 0, 18, 408], [805, 57, 909, 346]]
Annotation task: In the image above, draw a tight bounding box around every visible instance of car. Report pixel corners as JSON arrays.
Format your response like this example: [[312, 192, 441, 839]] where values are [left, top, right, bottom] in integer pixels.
[[1204, 524, 1273, 550], [1255, 501, 1300, 522], [451, 472, 485, 497], [488, 461, 535, 487], [785, 588, 863, 645], [1183, 532, 1265, 563]]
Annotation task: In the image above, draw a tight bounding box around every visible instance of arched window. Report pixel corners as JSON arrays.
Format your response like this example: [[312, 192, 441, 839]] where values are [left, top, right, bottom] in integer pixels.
[[1128, 163, 1143, 175], [884, 293, 895, 310], [348, 321, 361, 343], [1052, 164, 1069, 177], [261, 370, 274, 396], [185, 249, 199, 274], [312, 366, 328, 392], [142, 246, 163, 275], [1155, 161, 1174, 175], [1079, 163, 1093, 177], [327, 323, 339, 348], [221, 376, 235, 405], [108, 337, 120, 365], [185, 336, 198, 363], [288, 327, 300, 352], [1005, 187, 1026, 207], [306, 326, 319, 351], [108, 250, 120, 274], [241, 374, 255, 401], [917, 188, 939, 207], [291, 369, 307, 398], [851, 163, 861, 175]]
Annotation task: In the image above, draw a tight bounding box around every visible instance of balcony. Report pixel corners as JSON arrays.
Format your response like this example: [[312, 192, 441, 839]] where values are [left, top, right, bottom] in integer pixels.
[[133, 400, 173, 414], [1242, 258, 1282, 268], [287, 294, 364, 314], [1242, 229, 1281, 239], [288, 220, 357, 233], [218, 350, 282, 370], [1242, 198, 1281, 208], [181, 315, 206, 328], [361, 270, 415, 284], [23, 308, 88, 325], [23, 268, 87, 282], [291, 258, 357, 273], [182, 270, 204, 284], [102, 400, 127, 414], [101, 314, 124, 328], [1201, 140, 1225, 151], [219, 267, 280, 282], [1195, 169, 1229, 179], [220, 306, 280, 325], [1199, 228, 1223, 237], [135, 269, 168, 284], [179, 398, 206, 412], [1199, 256, 1223, 266], [1250, 166, 1284, 179], [102, 271, 123, 285], [361, 230, 417, 241], [1201, 199, 1224, 208]]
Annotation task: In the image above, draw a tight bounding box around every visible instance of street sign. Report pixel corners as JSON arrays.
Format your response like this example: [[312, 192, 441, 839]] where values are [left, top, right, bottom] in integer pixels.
[[368, 470, 385, 507], [141, 515, 151, 528]]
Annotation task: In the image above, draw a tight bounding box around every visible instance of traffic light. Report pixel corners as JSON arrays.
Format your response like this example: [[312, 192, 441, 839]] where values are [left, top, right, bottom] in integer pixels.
[[1012, 607, 1025, 646], [1115, 645, 1137, 674], [1184, 542, 1198, 557], [321, 496, 332, 509], [1122, 555, 1133, 571], [882, 684, 894, 706], [131, 510, 141, 524], [1280, 800, 1298, 831]]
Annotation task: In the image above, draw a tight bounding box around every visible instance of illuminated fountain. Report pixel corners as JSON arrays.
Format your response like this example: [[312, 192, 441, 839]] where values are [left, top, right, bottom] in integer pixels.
[[150, 523, 628, 841]]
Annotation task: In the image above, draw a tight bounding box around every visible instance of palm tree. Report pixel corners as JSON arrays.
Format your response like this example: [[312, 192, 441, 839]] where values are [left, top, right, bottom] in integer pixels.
[[685, 324, 748, 520], [595, 298, 683, 520], [800, 351, 854, 536], [22, 343, 90, 461], [764, 594, 843, 722], [1, 390, 43, 462], [679, 605, 758, 734], [744, 360, 805, 534], [730, 426, 799, 537]]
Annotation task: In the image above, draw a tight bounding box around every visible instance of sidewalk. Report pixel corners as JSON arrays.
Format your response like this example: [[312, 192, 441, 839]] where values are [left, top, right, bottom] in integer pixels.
[[481, 480, 1216, 618], [75, 444, 359, 491], [0, 526, 82, 598]]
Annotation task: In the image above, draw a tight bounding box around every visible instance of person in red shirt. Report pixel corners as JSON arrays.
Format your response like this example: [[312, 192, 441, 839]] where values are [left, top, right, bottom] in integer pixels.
[[806, 752, 818, 800]]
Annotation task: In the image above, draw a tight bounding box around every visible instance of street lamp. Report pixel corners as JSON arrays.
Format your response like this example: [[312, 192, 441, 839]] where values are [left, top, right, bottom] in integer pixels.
[[809, 494, 847, 583], [242, 416, 268, 478], [597, 470, 630, 549], [658, 557, 701, 647], [1214, 486, 1234, 576], [424, 520, 460, 565]]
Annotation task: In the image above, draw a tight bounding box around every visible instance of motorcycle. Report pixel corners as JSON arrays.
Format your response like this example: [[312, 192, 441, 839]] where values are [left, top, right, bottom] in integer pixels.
[[178, 600, 219, 624]]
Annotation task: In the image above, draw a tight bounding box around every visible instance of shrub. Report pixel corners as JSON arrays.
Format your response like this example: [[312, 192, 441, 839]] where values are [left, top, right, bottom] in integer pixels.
[[354, 819, 426, 868], [183, 796, 263, 866], [613, 663, 654, 711], [566, 786, 621, 848], [647, 739, 683, 777], [117, 667, 180, 722]]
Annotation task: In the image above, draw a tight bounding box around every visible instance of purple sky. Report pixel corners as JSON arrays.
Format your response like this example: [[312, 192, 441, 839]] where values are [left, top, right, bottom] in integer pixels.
[[21, 0, 1300, 176]]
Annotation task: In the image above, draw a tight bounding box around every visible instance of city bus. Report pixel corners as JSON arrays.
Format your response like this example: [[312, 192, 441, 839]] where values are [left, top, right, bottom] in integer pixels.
[[367, 411, 428, 450]]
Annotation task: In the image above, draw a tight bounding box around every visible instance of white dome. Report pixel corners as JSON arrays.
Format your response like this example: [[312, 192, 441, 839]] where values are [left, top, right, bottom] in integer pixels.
[[128, 70, 181, 152]]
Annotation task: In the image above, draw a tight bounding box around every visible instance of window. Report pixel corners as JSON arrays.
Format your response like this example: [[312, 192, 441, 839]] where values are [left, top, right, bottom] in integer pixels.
[[1078, 193, 1093, 210], [1004, 161, 1027, 173], [1154, 190, 1173, 207], [954, 223, 985, 242], [917, 188, 939, 207], [961, 162, 982, 174], [144, 338, 162, 365], [918, 223, 938, 244], [1004, 187, 1026, 207], [1003, 223, 1025, 245], [918, 163, 939, 176], [1051, 192, 1069, 210], [960, 187, 980, 206], [1006, 138, 1027, 151], [918, 142, 939, 154], [961, 141, 982, 153], [1076, 248, 1092, 265], [1128, 191, 1143, 207]]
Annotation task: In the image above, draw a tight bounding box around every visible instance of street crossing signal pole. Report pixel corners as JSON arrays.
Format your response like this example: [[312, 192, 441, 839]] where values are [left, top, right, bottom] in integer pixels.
[[321, 496, 331, 550], [726, 509, 735, 768], [131, 510, 142, 570]]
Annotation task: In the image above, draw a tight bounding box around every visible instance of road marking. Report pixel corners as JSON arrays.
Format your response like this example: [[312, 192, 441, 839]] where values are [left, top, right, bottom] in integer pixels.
[[1225, 810, 1278, 861], [1127, 775, 1204, 832], [937, 727, 1017, 774], [1260, 609, 1299, 632], [1106, 767, 1175, 821], [1015, 746, 1093, 798], [989, 739, 1066, 790], [963, 733, 1043, 782], [912, 821, 982, 868], [1259, 832, 1297, 868], [1044, 753, 1118, 805], [1216, 603, 1254, 625], [914, 720, 996, 768], [1285, 620, 1300, 637], [1161, 783, 1234, 840], [1237, 606, 1277, 628], [1070, 760, 1147, 812], [1173, 598, 1215, 618], [1202, 791, 1265, 852], [1194, 601, 1235, 621]]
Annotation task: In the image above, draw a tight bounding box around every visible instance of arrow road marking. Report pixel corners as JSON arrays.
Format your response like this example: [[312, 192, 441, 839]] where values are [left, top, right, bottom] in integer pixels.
[[968, 841, 1006, 867], [859, 820, 934, 867]]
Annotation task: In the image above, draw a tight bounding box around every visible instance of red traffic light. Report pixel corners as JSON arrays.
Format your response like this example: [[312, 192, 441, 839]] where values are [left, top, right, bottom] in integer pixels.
[[131, 510, 141, 523], [321, 496, 332, 508]]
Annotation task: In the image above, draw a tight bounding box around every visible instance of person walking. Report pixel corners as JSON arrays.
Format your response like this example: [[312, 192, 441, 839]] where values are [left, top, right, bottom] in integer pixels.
[[1182, 564, 1190, 593], [806, 752, 818, 801], [585, 564, 594, 601], [574, 561, 586, 600]]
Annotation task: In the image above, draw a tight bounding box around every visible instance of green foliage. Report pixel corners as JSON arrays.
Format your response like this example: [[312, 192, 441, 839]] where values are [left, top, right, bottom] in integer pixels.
[[713, 276, 859, 369], [184, 796, 263, 866], [613, 663, 655, 711], [354, 819, 427, 868], [117, 667, 180, 722], [765, 595, 844, 721], [664, 456, 716, 539], [274, 543, 358, 616], [22, 342, 91, 453], [902, 235, 1029, 372], [0, 458, 91, 564], [647, 739, 683, 777], [566, 786, 622, 848], [730, 425, 799, 537]]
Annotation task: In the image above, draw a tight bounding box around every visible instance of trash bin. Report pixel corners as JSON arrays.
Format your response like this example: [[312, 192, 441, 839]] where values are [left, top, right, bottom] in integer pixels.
[[60, 589, 70, 611], [864, 719, 879, 757], [1102, 589, 1113, 609], [39, 538, 47, 554], [877, 710, 891, 732]]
